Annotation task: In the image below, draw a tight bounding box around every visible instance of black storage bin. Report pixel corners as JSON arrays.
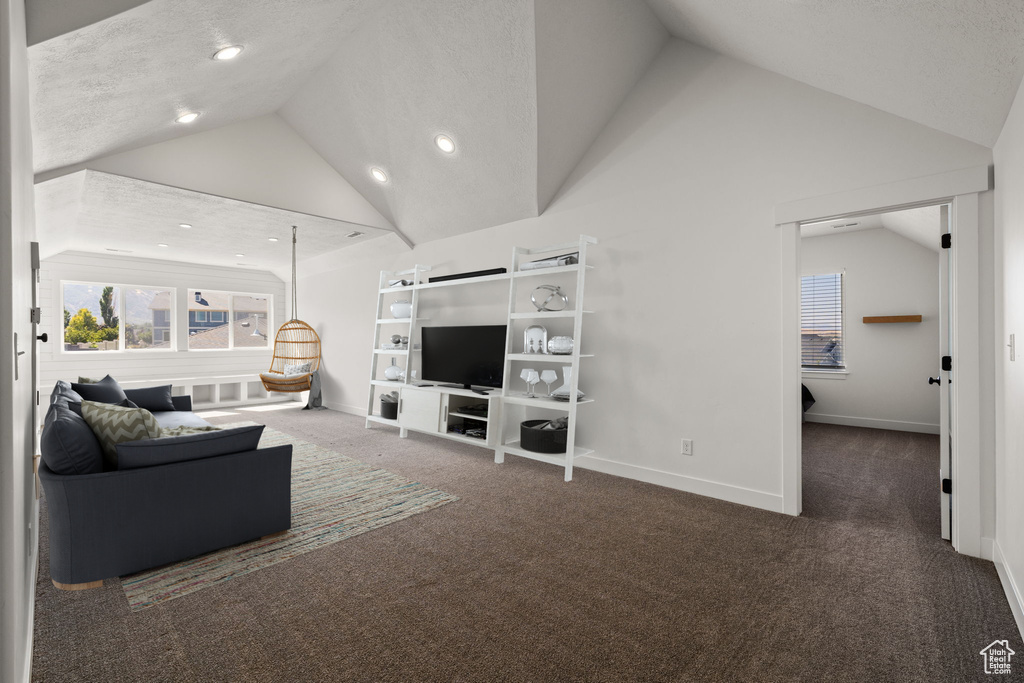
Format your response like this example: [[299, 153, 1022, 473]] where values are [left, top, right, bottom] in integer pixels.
[[520, 419, 567, 453], [380, 398, 398, 420]]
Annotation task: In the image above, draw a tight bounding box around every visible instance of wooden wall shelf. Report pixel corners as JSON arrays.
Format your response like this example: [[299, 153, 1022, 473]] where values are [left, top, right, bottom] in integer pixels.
[[862, 315, 922, 324]]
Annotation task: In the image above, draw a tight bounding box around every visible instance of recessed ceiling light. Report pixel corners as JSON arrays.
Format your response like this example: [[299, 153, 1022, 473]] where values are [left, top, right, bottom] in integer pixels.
[[175, 112, 200, 124], [370, 167, 388, 183], [268, 237, 278, 242], [179, 223, 192, 229], [213, 45, 243, 61], [435, 135, 455, 153], [235, 253, 245, 257], [157, 243, 168, 247]]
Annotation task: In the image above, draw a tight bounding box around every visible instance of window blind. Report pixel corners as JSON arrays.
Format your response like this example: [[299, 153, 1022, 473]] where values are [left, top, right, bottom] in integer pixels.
[[801, 273, 844, 368]]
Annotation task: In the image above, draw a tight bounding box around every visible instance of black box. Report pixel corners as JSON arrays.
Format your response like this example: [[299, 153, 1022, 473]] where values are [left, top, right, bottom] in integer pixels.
[[380, 399, 398, 420]]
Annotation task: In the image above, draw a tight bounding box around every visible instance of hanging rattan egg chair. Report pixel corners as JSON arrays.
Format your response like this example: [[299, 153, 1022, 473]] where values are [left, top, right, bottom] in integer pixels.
[[260, 226, 322, 393]]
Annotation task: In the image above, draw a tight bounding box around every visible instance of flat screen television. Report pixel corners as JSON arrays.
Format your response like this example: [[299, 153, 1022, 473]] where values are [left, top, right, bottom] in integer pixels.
[[421, 325, 506, 389]]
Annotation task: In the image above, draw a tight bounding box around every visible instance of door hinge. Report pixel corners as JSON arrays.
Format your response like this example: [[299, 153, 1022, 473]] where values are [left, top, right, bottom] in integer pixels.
[[942, 478, 952, 494], [29, 307, 41, 324], [941, 233, 952, 249], [942, 356, 952, 372]]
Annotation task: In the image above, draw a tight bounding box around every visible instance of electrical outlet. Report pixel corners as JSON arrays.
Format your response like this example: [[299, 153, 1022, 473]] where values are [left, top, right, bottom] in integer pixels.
[[681, 438, 693, 456]]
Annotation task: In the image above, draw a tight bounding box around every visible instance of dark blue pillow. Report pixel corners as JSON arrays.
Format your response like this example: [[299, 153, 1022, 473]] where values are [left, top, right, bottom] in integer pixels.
[[71, 375, 127, 404], [50, 380, 82, 405], [116, 425, 266, 470], [124, 385, 176, 412], [68, 398, 137, 416], [40, 402, 104, 475]]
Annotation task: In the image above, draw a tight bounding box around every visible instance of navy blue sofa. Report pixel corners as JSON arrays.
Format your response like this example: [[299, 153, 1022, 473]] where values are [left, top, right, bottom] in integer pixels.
[[39, 381, 292, 588]]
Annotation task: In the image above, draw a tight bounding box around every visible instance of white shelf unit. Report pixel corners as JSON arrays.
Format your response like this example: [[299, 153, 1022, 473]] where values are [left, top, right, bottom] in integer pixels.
[[365, 264, 430, 423], [364, 235, 596, 480], [496, 235, 597, 481]]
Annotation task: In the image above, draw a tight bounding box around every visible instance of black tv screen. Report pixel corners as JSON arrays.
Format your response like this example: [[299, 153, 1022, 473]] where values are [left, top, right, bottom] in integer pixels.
[[421, 325, 507, 389]]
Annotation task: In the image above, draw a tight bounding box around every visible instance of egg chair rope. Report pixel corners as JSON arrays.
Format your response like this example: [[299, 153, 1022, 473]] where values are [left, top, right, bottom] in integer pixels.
[[260, 226, 323, 406]]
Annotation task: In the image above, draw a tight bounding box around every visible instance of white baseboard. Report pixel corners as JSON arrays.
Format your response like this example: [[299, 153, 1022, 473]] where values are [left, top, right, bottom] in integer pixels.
[[573, 455, 785, 514], [803, 412, 940, 435], [992, 540, 1024, 640], [323, 400, 365, 417], [982, 536, 996, 561]]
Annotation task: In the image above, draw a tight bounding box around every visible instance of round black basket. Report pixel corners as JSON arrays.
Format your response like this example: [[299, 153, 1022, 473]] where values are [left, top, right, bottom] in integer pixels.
[[380, 398, 398, 420], [520, 419, 567, 454]]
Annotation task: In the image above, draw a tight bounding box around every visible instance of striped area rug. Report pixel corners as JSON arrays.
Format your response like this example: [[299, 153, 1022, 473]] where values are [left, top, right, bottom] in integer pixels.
[[121, 422, 458, 611]]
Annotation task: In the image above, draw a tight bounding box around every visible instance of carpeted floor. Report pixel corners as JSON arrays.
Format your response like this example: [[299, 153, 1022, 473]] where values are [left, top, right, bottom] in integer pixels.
[[31, 411, 1023, 682]]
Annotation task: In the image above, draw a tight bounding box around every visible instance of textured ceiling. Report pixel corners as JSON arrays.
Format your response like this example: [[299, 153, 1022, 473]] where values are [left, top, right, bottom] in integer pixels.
[[801, 205, 942, 252], [645, 0, 1024, 146], [35, 171, 391, 277], [29, 0, 381, 173], [26, 0, 1022, 268]]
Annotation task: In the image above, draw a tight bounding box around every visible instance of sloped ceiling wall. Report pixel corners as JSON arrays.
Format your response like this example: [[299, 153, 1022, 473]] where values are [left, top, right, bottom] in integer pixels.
[[280, 0, 538, 245], [645, 0, 1024, 147]]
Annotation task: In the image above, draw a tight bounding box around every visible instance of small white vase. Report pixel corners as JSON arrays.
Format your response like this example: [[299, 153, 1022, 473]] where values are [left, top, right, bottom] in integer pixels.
[[390, 300, 412, 319]]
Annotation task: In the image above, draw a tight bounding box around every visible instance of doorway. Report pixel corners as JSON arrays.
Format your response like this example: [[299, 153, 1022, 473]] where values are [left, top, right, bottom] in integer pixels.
[[797, 205, 948, 536], [776, 165, 989, 557]]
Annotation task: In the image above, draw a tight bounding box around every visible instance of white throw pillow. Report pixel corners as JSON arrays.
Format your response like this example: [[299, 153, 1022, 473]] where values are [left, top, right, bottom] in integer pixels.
[[283, 362, 312, 377]]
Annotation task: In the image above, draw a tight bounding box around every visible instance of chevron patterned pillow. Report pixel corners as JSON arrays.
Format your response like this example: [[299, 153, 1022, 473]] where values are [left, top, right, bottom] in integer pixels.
[[80, 399, 162, 470]]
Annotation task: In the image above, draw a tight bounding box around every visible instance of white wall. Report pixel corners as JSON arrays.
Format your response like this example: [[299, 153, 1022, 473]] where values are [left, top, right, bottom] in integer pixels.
[[38, 252, 284, 392], [1, 0, 38, 680], [994, 71, 1024, 634], [299, 40, 992, 513], [801, 228, 940, 433]]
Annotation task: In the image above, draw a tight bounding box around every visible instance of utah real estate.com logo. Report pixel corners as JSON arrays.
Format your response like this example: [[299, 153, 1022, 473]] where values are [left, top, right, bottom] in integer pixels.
[[980, 640, 1015, 675]]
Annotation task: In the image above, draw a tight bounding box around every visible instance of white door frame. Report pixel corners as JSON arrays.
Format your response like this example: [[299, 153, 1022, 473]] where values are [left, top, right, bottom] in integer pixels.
[[776, 165, 990, 557]]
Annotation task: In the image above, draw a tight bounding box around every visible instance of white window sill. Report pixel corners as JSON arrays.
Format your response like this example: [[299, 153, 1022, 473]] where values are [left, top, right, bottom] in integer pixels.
[[802, 369, 849, 380]]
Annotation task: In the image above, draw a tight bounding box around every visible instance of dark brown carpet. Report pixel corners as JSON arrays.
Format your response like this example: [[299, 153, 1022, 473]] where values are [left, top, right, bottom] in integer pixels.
[[31, 412, 1022, 682]]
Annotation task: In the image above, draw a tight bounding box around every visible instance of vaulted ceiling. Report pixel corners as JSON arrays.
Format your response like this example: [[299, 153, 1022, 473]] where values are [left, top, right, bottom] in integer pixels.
[[26, 0, 1024, 271]]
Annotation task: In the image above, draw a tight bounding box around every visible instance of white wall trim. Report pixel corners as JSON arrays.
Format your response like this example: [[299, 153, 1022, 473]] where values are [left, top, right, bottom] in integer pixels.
[[325, 400, 366, 417], [992, 540, 1024, 640], [981, 536, 995, 562], [778, 167, 991, 555], [803, 413, 940, 434], [574, 455, 785, 513], [776, 165, 990, 225]]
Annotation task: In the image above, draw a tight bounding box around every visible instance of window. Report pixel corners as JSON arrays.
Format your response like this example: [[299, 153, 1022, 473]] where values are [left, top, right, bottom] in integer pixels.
[[188, 290, 271, 350], [801, 273, 845, 369], [63, 283, 175, 352]]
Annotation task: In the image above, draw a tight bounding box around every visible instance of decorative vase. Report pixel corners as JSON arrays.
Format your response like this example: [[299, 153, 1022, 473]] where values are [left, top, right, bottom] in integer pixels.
[[547, 336, 573, 354], [390, 300, 412, 319], [384, 357, 404, 381], [550, 365, 584, 401]]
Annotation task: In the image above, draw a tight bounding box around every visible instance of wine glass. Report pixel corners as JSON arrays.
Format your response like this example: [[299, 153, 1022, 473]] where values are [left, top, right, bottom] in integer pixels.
[[526, 370, 540, 397], [540, 369, 558, 396], [520, 368, 537, 397]]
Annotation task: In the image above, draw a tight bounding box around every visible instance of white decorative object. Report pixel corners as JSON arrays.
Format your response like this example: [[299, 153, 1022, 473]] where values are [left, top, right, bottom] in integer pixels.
[[550, 366, 584, 401], [547, 336, 573, 354], [384, 357, 404, 381], [531, 285, 569, 312], [523, 325, 548, 354], [540, 369, 558, 395], [520, 368, 539, 397], [390, 300, 412, 319]]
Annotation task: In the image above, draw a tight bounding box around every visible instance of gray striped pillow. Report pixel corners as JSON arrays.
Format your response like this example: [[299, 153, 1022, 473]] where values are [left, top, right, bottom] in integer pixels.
[[80, 399, 162, 469]]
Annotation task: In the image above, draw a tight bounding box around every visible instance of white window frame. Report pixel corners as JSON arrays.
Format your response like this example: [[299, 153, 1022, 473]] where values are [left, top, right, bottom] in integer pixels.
[[60, 280, 177, 354], [186, 288, 273, 352]]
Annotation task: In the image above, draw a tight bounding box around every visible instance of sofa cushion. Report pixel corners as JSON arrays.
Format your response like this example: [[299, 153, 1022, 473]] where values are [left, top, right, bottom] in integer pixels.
[[80, 400, 162, 469], [72, 375, 127, 404], [116, 425, 265, 470], [153, 410, 213, 430], [124, 385, 176, 413], [50, 380, 83, 406], [40, 402, 105, 475], [68, 397, 138, 417]]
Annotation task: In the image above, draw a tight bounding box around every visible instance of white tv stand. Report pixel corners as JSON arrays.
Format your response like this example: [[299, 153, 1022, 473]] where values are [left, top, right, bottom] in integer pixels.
[[366, 236, 596, 480]]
